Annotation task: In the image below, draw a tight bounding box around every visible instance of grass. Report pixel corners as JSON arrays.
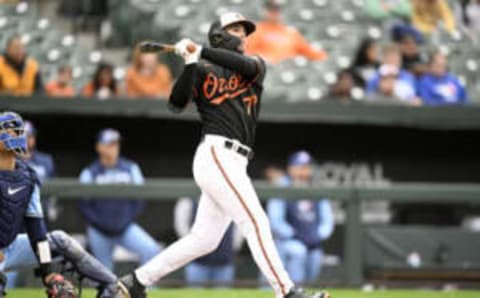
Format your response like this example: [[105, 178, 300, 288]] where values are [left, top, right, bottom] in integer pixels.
[[6, 289, 480, 298]]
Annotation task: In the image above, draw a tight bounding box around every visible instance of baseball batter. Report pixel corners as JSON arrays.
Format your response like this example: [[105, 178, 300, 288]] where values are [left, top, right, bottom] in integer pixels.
[[118, 12, 330, 298]]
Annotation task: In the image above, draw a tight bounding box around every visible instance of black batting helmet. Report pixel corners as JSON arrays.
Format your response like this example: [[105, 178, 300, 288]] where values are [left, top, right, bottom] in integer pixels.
[[208, 12, 256, 52]]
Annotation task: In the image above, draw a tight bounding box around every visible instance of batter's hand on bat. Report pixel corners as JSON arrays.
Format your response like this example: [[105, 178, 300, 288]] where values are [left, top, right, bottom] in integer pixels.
[[175, 38, 202, 65]]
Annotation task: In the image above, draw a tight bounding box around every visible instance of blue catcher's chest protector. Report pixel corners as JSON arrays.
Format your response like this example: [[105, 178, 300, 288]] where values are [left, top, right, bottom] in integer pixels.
[[0, 160, 37, 248]]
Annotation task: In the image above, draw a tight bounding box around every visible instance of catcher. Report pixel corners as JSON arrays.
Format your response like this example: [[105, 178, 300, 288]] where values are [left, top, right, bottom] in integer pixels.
[[0, 111, 128, 298]]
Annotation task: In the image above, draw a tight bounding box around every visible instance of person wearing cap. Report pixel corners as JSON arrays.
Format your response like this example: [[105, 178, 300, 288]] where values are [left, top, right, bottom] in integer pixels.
[[22, 121, 58, 222], [119, 9, 331, 298], [78, 128, 161, 270], [2, 120, 58, 289], [0, 34, 43, 96], [245, 1, 327, 64], [22, 121, 55, 184], [366, 44, 419, 105], [416, 51, 468, 105], [267, 151, 334, 285], [391, 24, 428, 76]]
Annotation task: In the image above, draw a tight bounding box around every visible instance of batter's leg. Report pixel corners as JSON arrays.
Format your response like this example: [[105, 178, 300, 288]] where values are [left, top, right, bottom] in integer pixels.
[[135, 192, 231, 286], [198, 145, 294, 298]]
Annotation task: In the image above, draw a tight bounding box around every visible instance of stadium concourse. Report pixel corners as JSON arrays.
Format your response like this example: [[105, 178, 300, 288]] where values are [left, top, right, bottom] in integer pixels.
[[1, 0, 480, 296]]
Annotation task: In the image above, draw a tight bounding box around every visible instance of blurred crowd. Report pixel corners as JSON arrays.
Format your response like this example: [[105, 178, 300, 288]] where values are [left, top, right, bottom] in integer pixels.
[[6, 120, 334, 288], [0, 0, 477, 105]]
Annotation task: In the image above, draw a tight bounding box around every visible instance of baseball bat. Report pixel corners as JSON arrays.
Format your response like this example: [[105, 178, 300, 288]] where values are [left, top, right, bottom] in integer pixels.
[[138, 41, 196, 54]]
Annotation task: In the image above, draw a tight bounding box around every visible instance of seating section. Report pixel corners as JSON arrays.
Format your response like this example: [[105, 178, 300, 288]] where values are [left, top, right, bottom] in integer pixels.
[[106, 0, 480, 103], [1, 0, 479, 102]]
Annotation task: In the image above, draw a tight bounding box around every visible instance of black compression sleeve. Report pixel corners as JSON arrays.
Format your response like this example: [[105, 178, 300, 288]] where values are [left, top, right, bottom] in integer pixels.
[[25, 217, 53, 278], [201, 47, 260, 78], [168, 64, 197, 113]]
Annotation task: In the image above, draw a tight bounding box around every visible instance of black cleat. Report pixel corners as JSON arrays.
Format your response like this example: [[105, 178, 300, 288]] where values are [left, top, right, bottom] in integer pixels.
[[285, 287, 331, 298], [97, 282, 131, 298], [118, 273, 147, 298], [0, 271, 7, 297]]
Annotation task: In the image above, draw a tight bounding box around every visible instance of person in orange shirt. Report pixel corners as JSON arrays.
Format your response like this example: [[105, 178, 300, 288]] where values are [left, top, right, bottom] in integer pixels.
[[246, 1, 327, 64], [125, 45, 172, 99], [45, 65, 76, 97], [82, 62, 119, 100], [0, 35, 43, 96]]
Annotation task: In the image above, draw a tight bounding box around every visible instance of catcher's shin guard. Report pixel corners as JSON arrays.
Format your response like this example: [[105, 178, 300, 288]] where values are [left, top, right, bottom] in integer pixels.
[[285, 287, 331, 298], [48, 231, 117, 285]]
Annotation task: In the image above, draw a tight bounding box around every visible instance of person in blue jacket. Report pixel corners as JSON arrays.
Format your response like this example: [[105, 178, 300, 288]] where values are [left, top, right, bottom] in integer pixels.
[[22, 121, 55, 183], [417, 51, 468, 105], [267, 151, 335, 285], [78, 128, 161, 270]]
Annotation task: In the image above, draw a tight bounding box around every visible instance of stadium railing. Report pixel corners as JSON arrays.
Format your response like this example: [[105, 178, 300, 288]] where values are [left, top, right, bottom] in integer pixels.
[[2, 96, 480, 128], [43, 178, 480, 285]]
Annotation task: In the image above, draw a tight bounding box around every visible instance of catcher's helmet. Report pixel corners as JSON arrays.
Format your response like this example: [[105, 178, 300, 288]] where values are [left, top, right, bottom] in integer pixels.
[[0, 111, 27, 155], [208, 12, 256, 52]]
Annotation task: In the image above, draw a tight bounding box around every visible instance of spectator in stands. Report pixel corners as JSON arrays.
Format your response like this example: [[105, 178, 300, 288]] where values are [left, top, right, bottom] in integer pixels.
[[45, 65, 76, 97], [417, 51, 468, 105], [78, 128, 161, 270], [125, 45, 172, 99], [367, 44, 419, 105], [411, 0, 457, 35], [352, 38, 381, 87], [174, 197, 243, 287], [0, 35, 43, 96], [246, 0, 327, 64], [82, 62, 118, 99], [391, 24, 428, 76], [454, 0, 480, 39], [370, 64, 420, 104], [364, 0, 412, 21], [328, 69, 356, 103], [267, 151, 334, 285], [264, 164, 289, 187]]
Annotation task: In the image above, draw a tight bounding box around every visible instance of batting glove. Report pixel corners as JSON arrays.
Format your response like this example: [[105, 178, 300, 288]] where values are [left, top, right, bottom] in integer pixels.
[[174, 38, 191, 56], [184, 44, 202, 65], [175, 38, 202, 64]]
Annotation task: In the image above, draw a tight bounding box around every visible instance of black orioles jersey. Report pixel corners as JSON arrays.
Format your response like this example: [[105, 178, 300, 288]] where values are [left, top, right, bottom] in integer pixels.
[[169, 47, 266, 149], [193, 57, 265, 148]]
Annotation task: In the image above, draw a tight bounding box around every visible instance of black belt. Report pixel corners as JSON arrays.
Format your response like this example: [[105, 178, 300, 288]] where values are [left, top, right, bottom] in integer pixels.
[[224, 140, 254, 160]]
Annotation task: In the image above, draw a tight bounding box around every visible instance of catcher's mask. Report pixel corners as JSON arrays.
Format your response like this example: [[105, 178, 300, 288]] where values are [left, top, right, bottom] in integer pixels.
[[0, 111, 27, 155], [208, 12, 256, 52]]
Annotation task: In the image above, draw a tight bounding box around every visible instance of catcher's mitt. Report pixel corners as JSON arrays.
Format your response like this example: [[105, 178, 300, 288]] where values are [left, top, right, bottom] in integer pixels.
[[45, 273, 77, 298]]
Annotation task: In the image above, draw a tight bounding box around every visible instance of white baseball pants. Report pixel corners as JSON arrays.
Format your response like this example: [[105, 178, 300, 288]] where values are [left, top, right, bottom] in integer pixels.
[[135, 134, 293, 297]]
